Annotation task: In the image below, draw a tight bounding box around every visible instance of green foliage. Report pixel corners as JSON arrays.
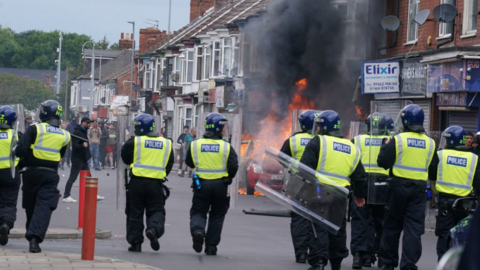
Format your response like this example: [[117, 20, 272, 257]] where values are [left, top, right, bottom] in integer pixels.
[[109, 43, 119, 50], [0, 74, 55, 110]]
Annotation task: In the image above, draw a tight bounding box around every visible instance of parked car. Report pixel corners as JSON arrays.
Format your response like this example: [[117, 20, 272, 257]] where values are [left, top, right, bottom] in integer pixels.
[[239, 140, 284, 195]]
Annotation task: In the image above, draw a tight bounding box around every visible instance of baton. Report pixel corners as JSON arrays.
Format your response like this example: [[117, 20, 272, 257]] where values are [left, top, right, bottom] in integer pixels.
[[70, 133, 89, 142]]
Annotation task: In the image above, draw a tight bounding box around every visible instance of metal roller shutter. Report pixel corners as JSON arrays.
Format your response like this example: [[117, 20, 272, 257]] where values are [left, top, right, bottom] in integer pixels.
[[448, 111, 478, 133], [413, 100, 431, 132], [373, 100, 402, 120]]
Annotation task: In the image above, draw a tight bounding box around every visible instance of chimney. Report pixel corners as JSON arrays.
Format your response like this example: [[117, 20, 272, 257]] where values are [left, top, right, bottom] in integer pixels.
[[139, 28, 169, 55], [190, 0, 215, 21], [119, 32, 134, 51], [45, 74, 51, 87]]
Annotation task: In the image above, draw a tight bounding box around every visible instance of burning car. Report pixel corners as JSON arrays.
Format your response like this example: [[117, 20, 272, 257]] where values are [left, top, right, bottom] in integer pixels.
[[238, 140, 285, 195]]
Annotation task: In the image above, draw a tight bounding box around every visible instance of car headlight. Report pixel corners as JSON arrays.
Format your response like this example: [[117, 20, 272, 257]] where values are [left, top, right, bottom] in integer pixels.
[[252, 164, 264, 174]]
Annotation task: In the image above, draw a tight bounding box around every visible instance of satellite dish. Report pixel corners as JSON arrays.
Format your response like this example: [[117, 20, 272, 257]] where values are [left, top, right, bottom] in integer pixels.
[[433, 3, 457, 23], [413, 9, 431, 25], [381, 16, 401, 31]]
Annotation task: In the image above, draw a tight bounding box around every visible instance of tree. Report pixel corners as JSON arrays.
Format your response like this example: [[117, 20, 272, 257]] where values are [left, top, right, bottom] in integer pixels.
[[96, 36, 109, 50], [0, 74, 55, 110], [109, 43, 119, 50], [0, 26, 18, 67]]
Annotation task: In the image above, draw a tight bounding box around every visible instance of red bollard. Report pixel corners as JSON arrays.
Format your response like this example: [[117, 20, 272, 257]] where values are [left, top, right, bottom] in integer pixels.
[[78, 170, 90, 229], [81, 177, 98, 261]]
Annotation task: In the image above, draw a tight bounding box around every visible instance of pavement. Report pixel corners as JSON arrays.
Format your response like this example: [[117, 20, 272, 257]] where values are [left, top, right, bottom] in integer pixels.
[[0, 248, 161, 270], [1, 164, 441, 270], [9, 228, 111, 240]]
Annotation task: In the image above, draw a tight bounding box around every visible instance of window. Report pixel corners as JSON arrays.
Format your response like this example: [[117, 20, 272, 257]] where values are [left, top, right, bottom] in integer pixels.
[[186, 51, 194, 83], [232, 37, 240, 76], [204, 45, 211, 79], [337, 3, 353, 22], [213, 41, 221, 77], [145, 63, 151, 90], [196, 47, 203, 81], [157, 60, 162, 88], [407, 0, 419, 42], [173, 56, 182, 85], [194, 105, 201, 128], [439, 0, 454, 37], [222, 38, 232, 76], [463, 0, 478, 34], [242, 34, 251, 74], [185, 107, 192, 128]]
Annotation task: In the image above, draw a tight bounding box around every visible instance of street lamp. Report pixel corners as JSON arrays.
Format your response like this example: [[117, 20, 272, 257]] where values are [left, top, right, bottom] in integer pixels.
[[127, 21, 135, 112], [55, 31, 63, 95], [82, 40, 95, 117]]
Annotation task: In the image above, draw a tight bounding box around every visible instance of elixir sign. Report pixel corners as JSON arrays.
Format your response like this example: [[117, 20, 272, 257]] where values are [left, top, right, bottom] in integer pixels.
[[362, 62, 400, 94]]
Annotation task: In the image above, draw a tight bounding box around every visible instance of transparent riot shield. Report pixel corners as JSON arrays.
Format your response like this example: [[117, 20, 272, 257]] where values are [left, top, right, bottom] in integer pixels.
[[116, 115, 130, 211], [258, 147, 349, 234], [197, 112, 242, 209]]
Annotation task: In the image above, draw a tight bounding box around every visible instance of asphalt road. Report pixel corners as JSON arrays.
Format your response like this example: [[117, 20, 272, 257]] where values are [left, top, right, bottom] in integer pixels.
[[6, 165, 440, 270]]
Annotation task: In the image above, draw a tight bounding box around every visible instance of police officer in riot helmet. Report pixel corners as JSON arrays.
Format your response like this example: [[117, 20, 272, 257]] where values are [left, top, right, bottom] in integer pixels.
[[15, 100, 71, 253], [300, 110, 367, 270], [350, 112, 392, 269], [429, 125, 480, 261], [185, 112, 238, 255], [121, 114, 174, 252], [280, 110, 319, 264], [0, 106, 21, 246], [377, 104, 437, 270]]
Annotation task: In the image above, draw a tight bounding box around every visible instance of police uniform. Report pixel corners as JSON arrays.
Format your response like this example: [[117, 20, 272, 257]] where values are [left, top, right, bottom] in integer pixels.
[[350, 134, 388, 266], [377, 132, 437, 269], [280, 131, 314, 262], [430, 148, 480, 260], [0, 128, 20, 244], [121, 135, 174, 250], [16, 122, 70, 248], [185, 133, 238, 254], [300, 134, 367, 269]]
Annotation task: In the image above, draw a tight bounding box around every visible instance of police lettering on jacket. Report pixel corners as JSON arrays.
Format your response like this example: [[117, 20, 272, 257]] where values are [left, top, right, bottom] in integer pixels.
[[46, 126, 63, 134], [446, 156, 467, 167], [145, 140, 163, 149], [333, 142, 351, 154], [0, 132, 8, 139], [365, 138, 382, 146], [300, 138, 311, 146], [407, 138, 426, 149], [201, 144, 220, 152]]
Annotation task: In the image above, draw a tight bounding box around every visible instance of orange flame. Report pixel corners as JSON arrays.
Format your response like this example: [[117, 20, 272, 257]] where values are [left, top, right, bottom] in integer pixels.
[[355, 105, 368, 121]]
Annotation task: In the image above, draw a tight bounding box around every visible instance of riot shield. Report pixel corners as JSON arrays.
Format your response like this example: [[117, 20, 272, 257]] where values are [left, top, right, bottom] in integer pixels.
[[9, 121, 19, 178], [116, 115, 130, 211], [197, 112, 242, 209], [258, 147, 349, 234]]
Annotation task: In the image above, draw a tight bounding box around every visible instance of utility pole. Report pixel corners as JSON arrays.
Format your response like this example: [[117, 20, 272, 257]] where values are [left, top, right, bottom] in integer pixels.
[[90, 45, 95, 117], [168, 0, 172, 34], [64, 67, 69, 122], [56, 31, 63, 95], [127, 21, 135, 111]]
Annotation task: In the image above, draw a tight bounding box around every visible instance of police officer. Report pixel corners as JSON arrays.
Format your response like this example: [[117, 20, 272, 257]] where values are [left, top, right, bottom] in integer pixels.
[[121, 114, 174, 252], [350, 113, 392, 269], [280, 110, 318, 264], [377, 104, 437, 270], [430, 125, 480, 261], [185, 113, 238, 255], [300, 110, 367, 270], [0, 106, 20, 246], [15, 100, 70, 253]]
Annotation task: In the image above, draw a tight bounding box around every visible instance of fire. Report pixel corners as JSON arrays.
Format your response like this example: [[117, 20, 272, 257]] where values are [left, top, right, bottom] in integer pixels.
[[238, 188, 265, 196], [355, 105, 368, 121]]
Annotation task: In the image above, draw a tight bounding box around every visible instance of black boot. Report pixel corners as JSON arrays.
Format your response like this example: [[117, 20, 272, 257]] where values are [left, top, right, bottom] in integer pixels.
[[192, 230, 204, 253], [363, 257, 372, 267], [381, 265, 394, 270], [296, 253, 307, 263], [146, 229, 160, 251], [205, 245, 217, 255], [29, 238, 41, 253], [308, 263, 325, 270], [353, 252, 363, 269], [330, 262, 341, 270], [0, 223, 9, 246], [128, 244, 141, 252]]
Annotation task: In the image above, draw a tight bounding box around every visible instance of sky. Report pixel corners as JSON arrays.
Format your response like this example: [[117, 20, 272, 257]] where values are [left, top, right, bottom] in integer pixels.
[[0, 0, 191, 48]]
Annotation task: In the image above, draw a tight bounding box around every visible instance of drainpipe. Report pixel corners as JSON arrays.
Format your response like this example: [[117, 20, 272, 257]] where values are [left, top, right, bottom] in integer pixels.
[[376, 0, 400, 59]]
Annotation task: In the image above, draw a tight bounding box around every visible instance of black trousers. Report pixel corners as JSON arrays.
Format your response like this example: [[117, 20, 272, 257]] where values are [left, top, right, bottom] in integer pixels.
[[126, 178, 166, 245], [99, 144, 106, 167], [21, 169, 60, 242], [291, 212, 310, 257], [0, 168, 20, 229], [63, 158, 89, 198], [350, 201, 385, 259], [435, 193, 467, 261], [307, 217, 348, 267], [379, 179, 426, 269], [190, 179, 230, 247]]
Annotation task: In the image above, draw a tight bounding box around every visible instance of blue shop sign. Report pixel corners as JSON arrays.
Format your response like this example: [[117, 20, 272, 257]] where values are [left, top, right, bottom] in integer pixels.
[[362, 61, 400, 94], [428, 61, 464, 92], [465, 60, 480, 91]]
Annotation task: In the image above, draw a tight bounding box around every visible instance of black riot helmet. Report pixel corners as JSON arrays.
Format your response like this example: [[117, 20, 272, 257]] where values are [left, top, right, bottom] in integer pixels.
[[39, 100, 63, 126]]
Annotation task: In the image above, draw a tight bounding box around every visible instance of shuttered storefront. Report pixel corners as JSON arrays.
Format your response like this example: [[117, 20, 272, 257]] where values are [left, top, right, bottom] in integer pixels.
[[413, 99, 431, 132], [374, 100, 402, 120], [447, 110, 478, 133]]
